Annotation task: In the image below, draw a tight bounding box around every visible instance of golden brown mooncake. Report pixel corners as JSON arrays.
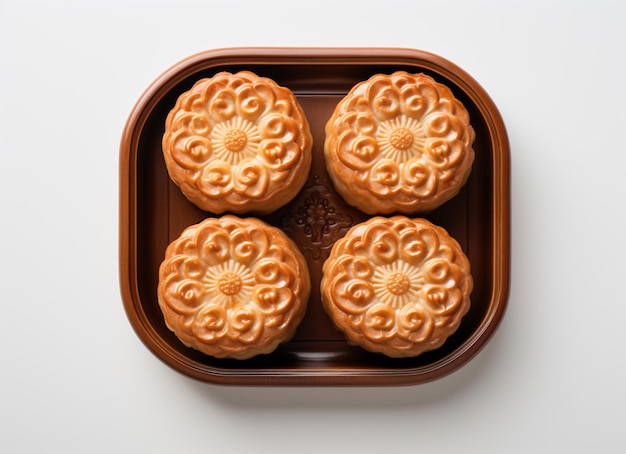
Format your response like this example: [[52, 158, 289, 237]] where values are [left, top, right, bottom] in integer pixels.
[[162, 71, 312, 215], [320, 216, 472, 358], [157, 215, 311, 360], [324, 72, 475, 215]]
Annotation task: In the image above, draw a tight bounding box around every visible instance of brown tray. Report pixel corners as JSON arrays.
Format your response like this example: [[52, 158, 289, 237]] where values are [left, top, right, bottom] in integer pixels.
[[119, 47, 510, 386]]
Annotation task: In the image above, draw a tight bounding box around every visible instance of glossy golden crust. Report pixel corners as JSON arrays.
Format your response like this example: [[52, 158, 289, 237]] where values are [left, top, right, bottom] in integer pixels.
[[321, 216, 472, 358], [162, 71, 312, 215], [157, 216, 310, 359], [324, 72, 475, 215]]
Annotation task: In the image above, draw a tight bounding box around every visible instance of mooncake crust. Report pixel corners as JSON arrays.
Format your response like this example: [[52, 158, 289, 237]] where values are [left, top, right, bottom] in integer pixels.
[[324, 72, 475, 215], [321, 216, 472, 358], [163, 71, 312, 215], [157, 215, 310, 360]]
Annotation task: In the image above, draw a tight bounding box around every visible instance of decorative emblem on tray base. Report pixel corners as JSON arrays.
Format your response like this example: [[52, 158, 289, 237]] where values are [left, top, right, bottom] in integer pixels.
[[275, 174, 358, 261]]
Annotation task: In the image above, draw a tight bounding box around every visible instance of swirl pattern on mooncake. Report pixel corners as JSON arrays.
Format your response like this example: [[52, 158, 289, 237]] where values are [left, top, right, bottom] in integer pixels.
[[324, 72, 475, 214], [163, 71, 312, 215], [158, 216, 310, 359], [321, 216, 472, 358]]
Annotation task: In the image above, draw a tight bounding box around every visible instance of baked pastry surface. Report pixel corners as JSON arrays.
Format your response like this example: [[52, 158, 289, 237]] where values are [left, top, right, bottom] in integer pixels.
[[158, 215, 310, 359], [321, 216, 472, 358], [162, 71, 312, 215], [324, 72, 475, 214]]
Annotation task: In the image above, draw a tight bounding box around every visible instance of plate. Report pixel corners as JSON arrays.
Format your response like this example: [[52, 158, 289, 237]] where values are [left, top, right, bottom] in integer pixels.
[[119, 47, 510, 386]]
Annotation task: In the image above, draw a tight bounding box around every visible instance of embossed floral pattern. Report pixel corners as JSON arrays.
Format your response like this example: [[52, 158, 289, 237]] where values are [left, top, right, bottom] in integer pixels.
[[324, 72, 475, 214], [277, 174, 357, 261], [163, 71, 312, 215], [158, 216, 310, 360], [321, 216, 472, 358]]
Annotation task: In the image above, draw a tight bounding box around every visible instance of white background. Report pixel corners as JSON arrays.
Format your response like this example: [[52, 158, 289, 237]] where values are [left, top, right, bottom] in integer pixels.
[[2, 0, 625, 452]]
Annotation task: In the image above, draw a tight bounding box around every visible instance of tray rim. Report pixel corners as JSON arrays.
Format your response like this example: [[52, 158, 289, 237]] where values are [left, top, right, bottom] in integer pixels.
[[119, 46, 510, 386]]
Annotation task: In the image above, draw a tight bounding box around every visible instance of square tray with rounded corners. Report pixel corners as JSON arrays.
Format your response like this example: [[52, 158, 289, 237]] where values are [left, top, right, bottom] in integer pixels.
[[119, 47, 510, 386]]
